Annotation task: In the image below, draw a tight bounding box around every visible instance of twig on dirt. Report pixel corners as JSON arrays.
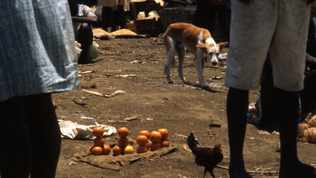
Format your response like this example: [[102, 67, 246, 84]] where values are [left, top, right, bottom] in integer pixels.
[[174, 133, 188, 139], [81, 89, 126, 98], [82, 89, 104, 96], [183, 144, 191, 152], [216, 165, 229, 170], [124, 116, 138, 121], [216, 165, 278, 175]]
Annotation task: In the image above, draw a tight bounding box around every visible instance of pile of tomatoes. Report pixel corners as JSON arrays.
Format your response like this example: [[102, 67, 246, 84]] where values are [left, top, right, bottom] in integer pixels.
[[90, 126, 169, 156]]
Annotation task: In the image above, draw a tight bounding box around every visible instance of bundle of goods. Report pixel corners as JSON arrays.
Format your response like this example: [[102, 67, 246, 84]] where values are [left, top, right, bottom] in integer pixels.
[[298, 115, 316, 143]]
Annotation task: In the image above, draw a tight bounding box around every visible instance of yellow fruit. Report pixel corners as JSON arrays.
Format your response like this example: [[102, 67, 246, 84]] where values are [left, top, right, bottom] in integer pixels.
[[124, 146, 134, 154]]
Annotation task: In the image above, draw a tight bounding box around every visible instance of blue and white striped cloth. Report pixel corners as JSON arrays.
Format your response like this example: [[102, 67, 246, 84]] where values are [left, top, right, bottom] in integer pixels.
[[0, 0, 79, 102]]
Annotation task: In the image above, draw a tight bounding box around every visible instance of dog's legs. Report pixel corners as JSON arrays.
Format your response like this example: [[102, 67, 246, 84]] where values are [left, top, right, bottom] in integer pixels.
[[176, 45, 188, 84], [164, 44, 176, 84], [195, 52, 208, 89]]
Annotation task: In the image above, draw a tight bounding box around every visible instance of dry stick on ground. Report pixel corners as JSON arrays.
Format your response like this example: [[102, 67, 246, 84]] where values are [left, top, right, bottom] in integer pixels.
[[216, 165, 278, 174]]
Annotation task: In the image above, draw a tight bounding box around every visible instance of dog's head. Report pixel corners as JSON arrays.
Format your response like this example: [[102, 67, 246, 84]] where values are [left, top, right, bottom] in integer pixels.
[[196, 42, 228, 65]]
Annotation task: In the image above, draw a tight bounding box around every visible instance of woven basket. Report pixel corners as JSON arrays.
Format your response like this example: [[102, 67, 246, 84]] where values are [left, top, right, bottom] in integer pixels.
[[158, 6, 196, 31]]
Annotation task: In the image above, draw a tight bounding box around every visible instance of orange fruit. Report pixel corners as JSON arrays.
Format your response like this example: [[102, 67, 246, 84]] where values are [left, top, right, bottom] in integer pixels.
[[158, 129, 168, 139], [118, 127, 129, 138], [94, 137, 105, 146], [93, 126, 104, 137], [138, 130, 150, 139], [161, 140, 169, 148], [102, 145, 111, 155], [118, 137, 129, 147], [150, 142, 161, 151], [90, 145, 94, 153], [136, 135, 148, 146], [145, 141, 150, 149], [136, 145, 148, 154], [150, 131, 162, 143], [113, 146, 122, 156], [91, 146, 103, 155]]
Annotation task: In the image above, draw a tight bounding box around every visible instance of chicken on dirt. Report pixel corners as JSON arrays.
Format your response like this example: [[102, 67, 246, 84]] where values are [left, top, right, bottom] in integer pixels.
[[187, 133, 223, 178]]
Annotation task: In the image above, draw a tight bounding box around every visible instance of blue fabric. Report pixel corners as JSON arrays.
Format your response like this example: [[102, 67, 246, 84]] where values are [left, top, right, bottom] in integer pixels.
[[0, 0, 79, 102]]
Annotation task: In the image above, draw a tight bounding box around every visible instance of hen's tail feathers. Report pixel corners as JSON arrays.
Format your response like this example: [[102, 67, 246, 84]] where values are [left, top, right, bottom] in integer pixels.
[[186, 133, 200, 154]]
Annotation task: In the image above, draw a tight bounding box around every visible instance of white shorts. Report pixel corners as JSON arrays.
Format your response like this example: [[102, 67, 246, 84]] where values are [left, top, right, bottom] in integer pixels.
[[225, 0, 311, 91]]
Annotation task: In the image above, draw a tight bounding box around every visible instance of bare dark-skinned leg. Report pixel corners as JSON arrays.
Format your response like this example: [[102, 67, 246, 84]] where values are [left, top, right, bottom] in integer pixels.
[[0, 97, 31, 178], [25, 94, 61, 178], [227, 87, 252, 178], [78, 23, 93, 64], [276, 88, 316, 178]]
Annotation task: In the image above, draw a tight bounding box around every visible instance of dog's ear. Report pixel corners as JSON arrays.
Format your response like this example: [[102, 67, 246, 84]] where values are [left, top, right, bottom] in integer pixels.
[[217, 42, 228, 51], [196, 44, 208, 52], [196, 44, 207, 49]]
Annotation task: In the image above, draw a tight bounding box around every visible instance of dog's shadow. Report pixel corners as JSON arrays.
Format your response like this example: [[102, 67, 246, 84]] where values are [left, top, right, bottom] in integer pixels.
[[183, 83, 220, 93]]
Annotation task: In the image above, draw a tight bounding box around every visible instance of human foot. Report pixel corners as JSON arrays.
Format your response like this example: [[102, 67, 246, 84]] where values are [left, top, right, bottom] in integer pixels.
[[279, 162, 316, 178], [229, 167, 252, 178]]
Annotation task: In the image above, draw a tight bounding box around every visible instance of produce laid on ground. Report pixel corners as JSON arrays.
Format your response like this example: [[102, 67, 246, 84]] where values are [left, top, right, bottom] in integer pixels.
[[298, 115, 316, 143], [90, 127, 170, 156], [90, 126, 111, 155]]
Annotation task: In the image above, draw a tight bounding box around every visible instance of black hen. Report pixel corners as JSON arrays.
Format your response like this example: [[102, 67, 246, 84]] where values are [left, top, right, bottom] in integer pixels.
[[186, 133, 223, 178]]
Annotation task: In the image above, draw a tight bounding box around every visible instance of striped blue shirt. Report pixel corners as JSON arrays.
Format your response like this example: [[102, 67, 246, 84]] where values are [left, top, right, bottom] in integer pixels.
[[0, 0, 79, 102]]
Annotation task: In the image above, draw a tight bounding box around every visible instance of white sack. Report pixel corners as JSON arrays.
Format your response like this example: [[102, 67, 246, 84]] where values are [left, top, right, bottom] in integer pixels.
[[59, 120, 117, 139]]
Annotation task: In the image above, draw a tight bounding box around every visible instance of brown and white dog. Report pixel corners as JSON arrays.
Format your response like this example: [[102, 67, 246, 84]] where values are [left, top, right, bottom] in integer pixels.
[[163, 23, 228, 89]]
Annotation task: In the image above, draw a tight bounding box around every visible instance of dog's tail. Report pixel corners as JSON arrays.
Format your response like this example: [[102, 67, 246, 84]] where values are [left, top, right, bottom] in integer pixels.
[[163, 35, 177, 73]]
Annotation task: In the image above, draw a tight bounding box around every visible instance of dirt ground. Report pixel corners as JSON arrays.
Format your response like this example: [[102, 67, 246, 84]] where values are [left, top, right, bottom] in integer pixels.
[[53, 36, 316, 178]]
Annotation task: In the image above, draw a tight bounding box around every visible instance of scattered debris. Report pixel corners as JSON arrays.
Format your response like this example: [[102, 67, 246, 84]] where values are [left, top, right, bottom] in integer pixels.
[[81, 83, 97, 89], [131, 60, 147, 64], [124, 116, 138, 121], [81, 89, 126, 98], [209, 120, 221, 127], [79, 71, 95, 74], [72, 99, 87, 107], [211, 76, 223, 80], [82, 89, 104, 97], [174, 133, 187, 139], [80, 114, 94, 120], [183, 144, 191, 152], [114, 74, 136, 78]]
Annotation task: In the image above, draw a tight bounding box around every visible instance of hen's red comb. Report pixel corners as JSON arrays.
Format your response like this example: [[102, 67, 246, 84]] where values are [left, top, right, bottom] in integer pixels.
[[217, 143, 221, 149]]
